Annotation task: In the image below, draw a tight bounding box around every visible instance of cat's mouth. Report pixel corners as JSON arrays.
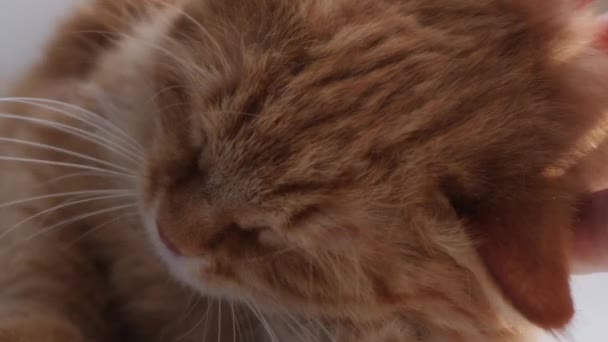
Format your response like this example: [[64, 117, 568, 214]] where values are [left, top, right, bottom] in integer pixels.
[[142, 201, 275, 303], [572, 189, 608, 273]]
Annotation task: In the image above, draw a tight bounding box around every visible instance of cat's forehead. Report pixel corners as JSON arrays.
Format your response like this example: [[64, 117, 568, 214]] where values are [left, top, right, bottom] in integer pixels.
[[165, 0, 550, 129], [153, 0, 572, 193]]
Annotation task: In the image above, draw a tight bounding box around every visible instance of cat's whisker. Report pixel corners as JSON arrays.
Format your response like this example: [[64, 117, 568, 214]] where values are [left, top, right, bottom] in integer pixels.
[[31, 97, 141, 151], [0, 110, 141, 163], [0, 137, 135, 174], [229, 302, 239, 342], [295, 315, 323, 342], [181, 292, 201, 320], [0, 97, 143, 153], [0, 193, 135, 242], [313, 319, 337, 342], [201, 297, 213, 342], [35, 171, 132, 188], [238, 304, 253, 342], [22, 203, 138, 243], [173, 297, 208, 342], [38, 171, 134, 188], [66, 212, 138, 246], [0, 189, 133, 211], [248, 293, 321, 342], [245, 301, 279, 342], [217, 300, 223, 342], [0, 156, 136, 179], [179, 293, 201, 324], [0, 113, 141, 164], [277, 313, 315, 342]]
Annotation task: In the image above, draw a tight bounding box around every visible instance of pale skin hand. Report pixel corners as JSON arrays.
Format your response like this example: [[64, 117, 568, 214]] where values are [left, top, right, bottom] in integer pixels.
[[572, 189, 608, 274]]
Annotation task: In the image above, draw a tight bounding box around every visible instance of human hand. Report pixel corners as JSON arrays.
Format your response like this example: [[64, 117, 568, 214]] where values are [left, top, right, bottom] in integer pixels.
[[572, 189, 608, 274]]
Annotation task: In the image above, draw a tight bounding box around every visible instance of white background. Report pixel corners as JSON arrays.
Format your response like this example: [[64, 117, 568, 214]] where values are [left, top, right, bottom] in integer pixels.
[[0, 1, 606, 341]]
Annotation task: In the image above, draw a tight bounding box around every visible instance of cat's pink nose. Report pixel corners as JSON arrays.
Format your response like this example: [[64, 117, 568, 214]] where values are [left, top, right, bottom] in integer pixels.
[[157, 221, 184, 256]]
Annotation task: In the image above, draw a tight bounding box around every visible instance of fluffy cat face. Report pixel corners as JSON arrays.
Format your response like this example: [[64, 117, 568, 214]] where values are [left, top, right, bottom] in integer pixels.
[[107, 0, 608, 336]]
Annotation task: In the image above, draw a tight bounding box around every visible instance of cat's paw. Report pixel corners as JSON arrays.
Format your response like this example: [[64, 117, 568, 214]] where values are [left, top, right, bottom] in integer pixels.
[[0, 315, 84, 342]]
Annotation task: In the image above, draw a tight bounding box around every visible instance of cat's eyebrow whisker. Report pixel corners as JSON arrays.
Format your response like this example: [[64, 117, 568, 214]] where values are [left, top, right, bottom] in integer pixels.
[[145, 85, 186, 106], [0, 156, 136, 179], [0, 193, 136, 242], [0, 189, 133, 211], [75, 29, 208, 79], [0, 97, 143, 153], [73, 0, 204, 71], [0, 137, 135, 174], [171, 9, 232, 72], [0, 113, 141, 164], [22, 203, 138, 243]]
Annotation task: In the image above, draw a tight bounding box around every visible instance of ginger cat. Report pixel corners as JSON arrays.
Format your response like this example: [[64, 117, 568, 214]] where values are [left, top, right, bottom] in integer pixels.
[[1, 0, 608, 341]]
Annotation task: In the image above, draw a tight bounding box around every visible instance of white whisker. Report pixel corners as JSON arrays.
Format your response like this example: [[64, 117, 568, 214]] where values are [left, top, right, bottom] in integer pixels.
[[230, 302, 239, 342], [38, 171, 131, 188], [0, 189, 133, 211], [312, 319, 336, 342], [0, 137, 134, 174], [218, 300, 223, 342], [281, 313, 315, 342], [0, 193, 135, 241], [0, 156, 136, 178], [276, 314, 309, 342], [171, 296, 206, 342], [66, 212, 138, 246], [201, 298, 213, 342], [246, 301, 279, 342], [0, 112, 141, 163], [0, 97, 143, 153], [23, 203, 138, 243]]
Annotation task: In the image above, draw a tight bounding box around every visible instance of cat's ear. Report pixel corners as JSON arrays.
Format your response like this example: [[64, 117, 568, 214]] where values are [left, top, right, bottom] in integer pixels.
[[464, 183, 575, 329]]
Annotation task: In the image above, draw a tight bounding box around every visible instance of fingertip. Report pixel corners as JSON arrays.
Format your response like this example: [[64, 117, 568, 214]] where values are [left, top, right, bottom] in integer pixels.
[[572, 189, 608, 274]]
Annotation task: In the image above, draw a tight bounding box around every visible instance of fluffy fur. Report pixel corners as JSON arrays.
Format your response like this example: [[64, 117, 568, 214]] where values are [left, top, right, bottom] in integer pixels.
[[1, 0, 608, 341]]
